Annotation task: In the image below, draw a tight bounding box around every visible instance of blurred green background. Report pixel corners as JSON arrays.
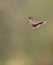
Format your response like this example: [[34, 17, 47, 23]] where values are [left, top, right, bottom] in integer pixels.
[[0, 0, 53, 65]]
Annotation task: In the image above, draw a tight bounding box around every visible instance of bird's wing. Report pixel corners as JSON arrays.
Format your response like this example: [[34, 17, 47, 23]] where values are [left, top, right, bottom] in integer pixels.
[[32, 21, 46, 25], [31, 21, 46, 29]]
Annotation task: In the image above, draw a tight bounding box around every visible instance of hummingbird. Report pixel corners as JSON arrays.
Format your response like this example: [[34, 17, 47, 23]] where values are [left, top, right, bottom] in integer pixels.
[[26, 16, 46, 29]]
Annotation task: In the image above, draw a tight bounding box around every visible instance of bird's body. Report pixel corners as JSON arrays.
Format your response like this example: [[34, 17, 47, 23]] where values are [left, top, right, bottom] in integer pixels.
[[26, 16, 46, 29]]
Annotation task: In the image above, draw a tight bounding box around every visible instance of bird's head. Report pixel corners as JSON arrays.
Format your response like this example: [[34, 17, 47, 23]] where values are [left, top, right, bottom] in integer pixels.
[[28, 16, 33, 20]]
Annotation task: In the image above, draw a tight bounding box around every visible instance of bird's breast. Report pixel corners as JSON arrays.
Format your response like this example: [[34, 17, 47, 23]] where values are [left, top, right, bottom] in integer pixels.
[[32, 24, 38, 27]]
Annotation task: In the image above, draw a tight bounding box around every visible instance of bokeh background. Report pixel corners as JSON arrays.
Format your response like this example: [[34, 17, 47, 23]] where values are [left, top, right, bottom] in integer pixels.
[[0, 0, 53, 65]]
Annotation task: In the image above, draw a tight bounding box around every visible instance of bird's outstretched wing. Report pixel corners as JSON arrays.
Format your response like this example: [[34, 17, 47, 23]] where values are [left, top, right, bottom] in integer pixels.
[[32, 21, 46, 29]]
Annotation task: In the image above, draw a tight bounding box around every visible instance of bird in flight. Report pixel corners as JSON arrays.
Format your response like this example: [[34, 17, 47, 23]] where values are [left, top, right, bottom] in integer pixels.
[[26, 16, 46, 29]]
